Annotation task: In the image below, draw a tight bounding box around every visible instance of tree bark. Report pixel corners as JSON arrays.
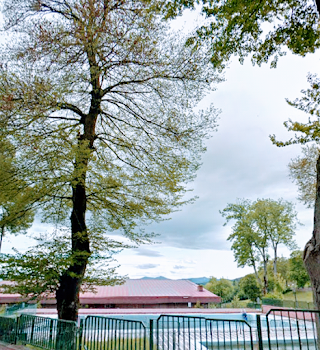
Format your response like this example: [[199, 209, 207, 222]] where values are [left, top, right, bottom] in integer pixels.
[[273, 246, 277, 276], [304, 154, 320, 348], [263, 259, 268, 295], [0, 225, 4, 253], [304, 154, 320, 307], [55, 96, 99, 320], [251, 258, 263, 287], [55, 180, 90, 321]]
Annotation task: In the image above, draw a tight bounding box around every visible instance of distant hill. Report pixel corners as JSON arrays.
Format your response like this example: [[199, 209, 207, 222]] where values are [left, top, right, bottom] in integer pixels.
[[186, 277, 210, 285]]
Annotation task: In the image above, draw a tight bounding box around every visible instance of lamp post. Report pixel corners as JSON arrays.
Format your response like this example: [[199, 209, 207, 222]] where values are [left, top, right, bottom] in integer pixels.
[[293, 286, 298, 308]]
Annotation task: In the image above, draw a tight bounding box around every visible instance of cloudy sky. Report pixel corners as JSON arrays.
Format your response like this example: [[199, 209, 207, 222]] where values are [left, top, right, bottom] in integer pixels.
[[2, 9, 320, 281]]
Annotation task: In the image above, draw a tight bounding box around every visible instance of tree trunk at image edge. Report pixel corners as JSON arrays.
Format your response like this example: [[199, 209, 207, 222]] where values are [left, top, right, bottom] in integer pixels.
[[304, 154, 320, 348]]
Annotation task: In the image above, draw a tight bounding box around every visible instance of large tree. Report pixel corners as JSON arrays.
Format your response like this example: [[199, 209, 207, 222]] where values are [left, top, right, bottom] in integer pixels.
[[221, 199, 263, 288], [222, 198, 297, 294], [0, 0, 218, 320]]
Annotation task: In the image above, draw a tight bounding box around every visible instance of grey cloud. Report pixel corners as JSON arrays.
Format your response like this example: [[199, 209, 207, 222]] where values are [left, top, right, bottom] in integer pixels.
[[173, 265, 187, 270], [136, 264, 160, 269], [135, 248, 164, 257]]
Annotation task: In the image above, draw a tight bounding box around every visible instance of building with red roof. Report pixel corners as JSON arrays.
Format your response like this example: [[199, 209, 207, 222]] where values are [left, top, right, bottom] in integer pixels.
[[0, 279, 221, 309]]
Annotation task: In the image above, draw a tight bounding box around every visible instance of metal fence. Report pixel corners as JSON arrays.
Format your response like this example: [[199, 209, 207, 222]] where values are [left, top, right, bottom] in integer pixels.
[[1, 309, 320, 350], [0, 314, 77, 350], [80, 315, 147, 350], [150, 315, 254, 349], [264, 308, 320, 350], [0, 316, 17, 343]]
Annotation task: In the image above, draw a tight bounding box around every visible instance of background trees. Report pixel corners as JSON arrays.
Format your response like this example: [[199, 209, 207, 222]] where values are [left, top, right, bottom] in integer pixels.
[[238, 274, 261, 302], [0, 0, 218, 320], [222, 198, 298, 294], [289, 250, 311, 288], [205, 277, 235, 302]]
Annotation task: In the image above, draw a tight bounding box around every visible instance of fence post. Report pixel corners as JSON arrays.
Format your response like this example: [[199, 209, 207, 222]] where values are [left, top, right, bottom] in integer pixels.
[[256, 315, 264, 350], [49, 319, 54, 349], [13, 316, 20, 345], [149, 319, 153, 350], [78, 318, 83, 350], [30, 317, 35, 344]]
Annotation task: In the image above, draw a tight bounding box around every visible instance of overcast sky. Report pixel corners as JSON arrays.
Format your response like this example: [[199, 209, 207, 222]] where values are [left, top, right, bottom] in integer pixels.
[[2, 8, 319, 281]]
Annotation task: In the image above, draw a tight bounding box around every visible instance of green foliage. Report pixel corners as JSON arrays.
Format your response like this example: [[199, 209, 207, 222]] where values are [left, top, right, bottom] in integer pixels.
[[239, 274, 262, 302], [289, 250, 310, 288], [0, 231, 125, 298], [222, 198, 298, 294], [289, 140, 319, 208], [205, 277, 235, 302], [263, 292, 284, 301], [0, 137, 35, 250], [163, 0, 320, 69], [0, 0, 219, 315], [230, 295, 241, 308]]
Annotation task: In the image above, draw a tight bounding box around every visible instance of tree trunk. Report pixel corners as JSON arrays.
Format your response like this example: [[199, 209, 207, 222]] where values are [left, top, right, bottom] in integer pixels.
[[304, 154, 320, 348], [263, 258, 268, 295], [56, 180, 90, 321], [251, 258, 263, 287], [0, 225, 4, 253], [273, 246, 277, 276], [55, 107, 98, 321], [304, 154, 320, 317]]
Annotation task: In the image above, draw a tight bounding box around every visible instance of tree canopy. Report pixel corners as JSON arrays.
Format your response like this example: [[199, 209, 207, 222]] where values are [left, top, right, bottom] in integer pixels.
[[289, 144, 319, 208], [163, 0, 320, 69], [205, 277, 235, 302], [222, 198, 297, 294], [239, 274, 261, 302], [0, 137, 35, 251], [289, 250, 310, 288], [0, 0, 219, 320]]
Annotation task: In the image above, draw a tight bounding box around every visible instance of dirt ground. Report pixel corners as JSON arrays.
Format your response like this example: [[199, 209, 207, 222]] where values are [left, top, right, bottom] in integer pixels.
[[0, 342, 29, 350]]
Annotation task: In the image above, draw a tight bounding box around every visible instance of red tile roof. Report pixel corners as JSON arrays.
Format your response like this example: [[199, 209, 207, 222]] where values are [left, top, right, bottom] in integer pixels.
[[0, 279, 221, 305]]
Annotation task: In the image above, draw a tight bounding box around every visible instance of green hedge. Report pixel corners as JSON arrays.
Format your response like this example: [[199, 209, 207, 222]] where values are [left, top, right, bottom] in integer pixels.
[[262, 298, 315, 309]]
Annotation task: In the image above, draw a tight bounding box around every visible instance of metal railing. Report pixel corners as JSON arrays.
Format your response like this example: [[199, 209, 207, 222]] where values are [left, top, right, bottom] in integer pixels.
[[0, 315, 17, 344], [17, 314, 78, 350], [150, 314, 254, 349], [80, 315, 147, 350], [0, 308, 320, 350], [264, 308, 320, 350]]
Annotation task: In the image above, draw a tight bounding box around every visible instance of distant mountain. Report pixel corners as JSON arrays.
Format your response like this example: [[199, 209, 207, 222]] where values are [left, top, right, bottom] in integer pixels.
[[139, 276, 242, 285], [140, 276, 169, 280], [187, 277, 210, 285]]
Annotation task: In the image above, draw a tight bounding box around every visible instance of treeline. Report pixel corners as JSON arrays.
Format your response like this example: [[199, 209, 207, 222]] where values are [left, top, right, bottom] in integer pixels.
[[205, 251, 309, 303]]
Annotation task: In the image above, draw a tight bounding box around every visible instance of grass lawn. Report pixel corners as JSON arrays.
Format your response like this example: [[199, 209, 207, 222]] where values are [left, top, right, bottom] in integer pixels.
[[283, 290, 313, 302]]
